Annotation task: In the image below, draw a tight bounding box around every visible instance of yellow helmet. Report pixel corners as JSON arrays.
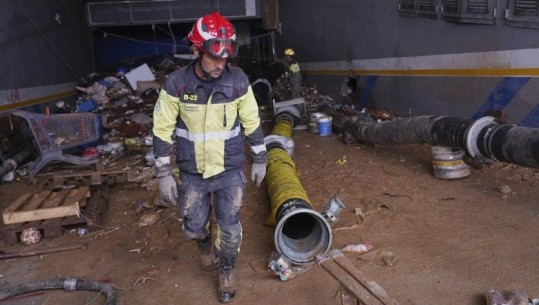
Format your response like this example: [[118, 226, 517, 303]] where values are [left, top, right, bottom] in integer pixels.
[[284, 48, 295, 56]]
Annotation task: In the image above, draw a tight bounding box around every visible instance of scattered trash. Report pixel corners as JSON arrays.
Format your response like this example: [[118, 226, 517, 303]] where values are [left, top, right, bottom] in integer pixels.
[[506, 291, 530, 305], [373, 109, 394, 121], [498, 185, 512, 194], [124, 137, 143, 147], [332, 207, 365, 232], [356, 249, 399, 267], [76, 82, 109, 105], [342, 243, 373, 254], [380, 250, 398, 267], [354, 207, 365, 223], [144, 152, 156, 167], [125, 63, 155, 91], [20, 227, 41, 246], [142, 134, 153, 146], [70, 228, 89, 236], [485, 289, 533, 305], [335, 155, 347, 165], [2, 171, 14, 182], [76, 98, 99, 112], [137, 211, 160, 227], [97, 142, 124, 157], [130, 112, 153, 125], [82, 147, 99, 160]]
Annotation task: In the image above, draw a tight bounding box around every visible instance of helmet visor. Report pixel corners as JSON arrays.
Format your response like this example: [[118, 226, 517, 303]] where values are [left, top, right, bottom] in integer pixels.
[[202, 39, 239, 58]]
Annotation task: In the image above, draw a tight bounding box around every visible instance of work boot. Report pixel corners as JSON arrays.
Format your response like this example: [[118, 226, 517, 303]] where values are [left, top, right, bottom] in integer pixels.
[[218, 256, 237, 303], [196, 236, 218, 271]]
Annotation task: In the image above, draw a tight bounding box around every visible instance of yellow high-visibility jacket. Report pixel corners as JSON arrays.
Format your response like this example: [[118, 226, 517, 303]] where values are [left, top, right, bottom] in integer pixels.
[[153, 61, 267, 178]]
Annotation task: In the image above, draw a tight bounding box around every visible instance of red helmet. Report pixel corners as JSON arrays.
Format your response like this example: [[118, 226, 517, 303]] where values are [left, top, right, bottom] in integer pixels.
[[187, 12, 238, 59]]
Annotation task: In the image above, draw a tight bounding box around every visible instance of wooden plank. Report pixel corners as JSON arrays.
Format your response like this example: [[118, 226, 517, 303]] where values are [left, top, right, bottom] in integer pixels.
[[341, 287, 358, 305], [2, 186, 106, 243], [63, 186, 90, 208], [317, 255, 384, 305], [41, 189, 70, 209], [3, 204, 81, 225], [22, 191, 52, 211], [3, 193, 32, 214], [2, 188, 89, 225], [3, 191, 50, 224], [330, 250, 398, 305]]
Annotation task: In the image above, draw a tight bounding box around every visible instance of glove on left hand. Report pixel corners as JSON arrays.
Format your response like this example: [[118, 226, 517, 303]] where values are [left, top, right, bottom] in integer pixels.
[[251, 162, 266, 186], [159, 175, 178, 205]]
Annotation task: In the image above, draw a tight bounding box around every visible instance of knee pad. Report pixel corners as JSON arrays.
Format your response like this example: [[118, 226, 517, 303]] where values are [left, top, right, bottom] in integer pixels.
[[216, 223, 243, 257]]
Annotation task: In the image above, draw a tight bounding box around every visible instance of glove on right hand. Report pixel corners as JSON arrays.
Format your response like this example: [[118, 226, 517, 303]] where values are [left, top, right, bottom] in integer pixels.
[[159, 175, 178, 205], [251, 162, 266, 186]]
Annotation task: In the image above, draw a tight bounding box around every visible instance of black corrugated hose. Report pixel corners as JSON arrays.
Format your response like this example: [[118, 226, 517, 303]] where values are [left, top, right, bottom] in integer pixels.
[[0, 278, 117, 305], [318, 103, 539, 170]]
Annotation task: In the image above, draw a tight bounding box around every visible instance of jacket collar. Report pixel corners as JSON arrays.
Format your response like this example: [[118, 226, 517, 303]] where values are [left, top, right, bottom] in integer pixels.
[[185, 60, 234, 98]]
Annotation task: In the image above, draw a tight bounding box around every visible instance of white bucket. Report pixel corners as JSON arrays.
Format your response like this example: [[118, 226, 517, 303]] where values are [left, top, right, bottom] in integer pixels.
[[309, 112, 325, 133]]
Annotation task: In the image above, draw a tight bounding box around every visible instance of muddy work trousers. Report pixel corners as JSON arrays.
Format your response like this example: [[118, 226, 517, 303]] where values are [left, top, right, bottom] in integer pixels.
[[178, 170, 245, 258]]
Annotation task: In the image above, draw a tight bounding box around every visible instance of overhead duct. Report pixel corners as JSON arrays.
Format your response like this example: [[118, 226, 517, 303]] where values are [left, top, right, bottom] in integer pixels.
[[252, 63, 286, 106], [85, 0, 262, 27]]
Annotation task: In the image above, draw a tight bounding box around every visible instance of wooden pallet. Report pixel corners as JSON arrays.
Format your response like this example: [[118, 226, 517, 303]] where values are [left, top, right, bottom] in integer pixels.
[[51, 169, 137, 188], [2, 185, 109, 244], [2, 187, 90, 225]]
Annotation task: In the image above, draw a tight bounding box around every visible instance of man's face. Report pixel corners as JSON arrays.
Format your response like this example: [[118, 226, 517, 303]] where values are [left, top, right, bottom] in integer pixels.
[[200, 52, 227, 79]]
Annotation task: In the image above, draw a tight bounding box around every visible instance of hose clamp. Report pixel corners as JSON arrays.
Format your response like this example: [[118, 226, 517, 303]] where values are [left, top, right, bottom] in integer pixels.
[[264, 135, 294, 155], [465, 116, 496, 159], [321, 196, 345, 223], [63, 278, 78, 291]]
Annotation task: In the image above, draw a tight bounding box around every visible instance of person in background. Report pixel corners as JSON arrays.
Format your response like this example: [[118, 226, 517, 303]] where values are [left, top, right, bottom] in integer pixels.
[[340, 70, 358, 109], [152, 12, 267, 303], [284, 48, 303, 98]]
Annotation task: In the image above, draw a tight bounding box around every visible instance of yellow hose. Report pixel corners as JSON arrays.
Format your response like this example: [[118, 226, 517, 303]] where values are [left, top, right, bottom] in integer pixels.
[[265, 115, 312, 226], [264, 109, 332, 265], [271, 114, 294, 138]]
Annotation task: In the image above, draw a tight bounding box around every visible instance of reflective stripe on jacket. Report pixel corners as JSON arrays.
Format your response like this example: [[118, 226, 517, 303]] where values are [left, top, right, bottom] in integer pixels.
[[289, 62, 301, 74], [153, 61, 267, 178]]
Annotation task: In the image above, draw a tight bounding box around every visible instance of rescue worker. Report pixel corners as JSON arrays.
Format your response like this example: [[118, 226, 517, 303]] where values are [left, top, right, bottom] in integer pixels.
[[284, 48, 303, 98], [152, 12, 267, 303], [340, 70, 358, 108]]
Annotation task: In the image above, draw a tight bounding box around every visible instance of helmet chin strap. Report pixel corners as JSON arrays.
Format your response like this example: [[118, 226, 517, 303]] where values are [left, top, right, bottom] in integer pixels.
[[197, 57, 217, 80]]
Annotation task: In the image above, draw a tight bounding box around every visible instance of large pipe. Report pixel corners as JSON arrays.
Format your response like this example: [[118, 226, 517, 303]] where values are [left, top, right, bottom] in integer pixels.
[[265, 110, 332, 265], [252, 63, 286, 106], [0, 147, 34, 178], [318, 104, 539, 169]]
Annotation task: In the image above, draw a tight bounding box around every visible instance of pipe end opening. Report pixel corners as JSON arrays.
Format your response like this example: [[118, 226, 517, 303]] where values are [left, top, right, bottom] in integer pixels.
[[274, 208, 332, 265]]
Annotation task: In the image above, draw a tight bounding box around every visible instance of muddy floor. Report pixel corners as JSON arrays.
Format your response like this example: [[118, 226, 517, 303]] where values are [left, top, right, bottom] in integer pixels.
[[1, 123, 538, 305]]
